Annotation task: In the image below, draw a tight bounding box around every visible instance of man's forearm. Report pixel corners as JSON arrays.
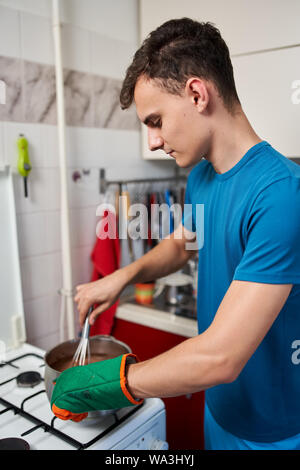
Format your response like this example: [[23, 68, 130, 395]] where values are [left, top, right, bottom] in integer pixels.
[[126, 333, 229, 399], [122, 236, 193, 287]]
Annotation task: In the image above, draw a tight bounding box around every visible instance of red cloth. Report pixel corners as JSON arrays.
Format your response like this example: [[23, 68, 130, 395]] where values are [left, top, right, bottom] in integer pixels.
[[89, 211, 120, 336]]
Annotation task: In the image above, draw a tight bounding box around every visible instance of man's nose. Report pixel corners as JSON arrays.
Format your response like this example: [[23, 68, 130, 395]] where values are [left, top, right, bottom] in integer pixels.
[[148, 128, 164, 151]]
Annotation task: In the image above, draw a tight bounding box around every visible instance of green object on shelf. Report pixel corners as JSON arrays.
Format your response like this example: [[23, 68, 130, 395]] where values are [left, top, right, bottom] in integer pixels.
[[17, 134, 32, 198]]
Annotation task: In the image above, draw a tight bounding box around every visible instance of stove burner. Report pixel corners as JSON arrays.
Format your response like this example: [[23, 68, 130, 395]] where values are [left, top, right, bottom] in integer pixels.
[[0, 438, 30, 450], [16, 371, 42, 388]]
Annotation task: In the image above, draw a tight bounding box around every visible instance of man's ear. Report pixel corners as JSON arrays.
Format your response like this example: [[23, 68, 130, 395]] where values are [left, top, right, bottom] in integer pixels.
[[185, 77, 209, 112]]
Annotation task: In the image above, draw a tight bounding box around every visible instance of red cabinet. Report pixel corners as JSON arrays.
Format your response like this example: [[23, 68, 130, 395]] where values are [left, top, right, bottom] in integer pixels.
[[112, 318, 205, 450]]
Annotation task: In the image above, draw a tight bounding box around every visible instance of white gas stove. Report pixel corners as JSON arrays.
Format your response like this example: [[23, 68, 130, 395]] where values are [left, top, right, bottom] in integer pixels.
[[0, 167, 167, 451], [0, 343, 167, 450]]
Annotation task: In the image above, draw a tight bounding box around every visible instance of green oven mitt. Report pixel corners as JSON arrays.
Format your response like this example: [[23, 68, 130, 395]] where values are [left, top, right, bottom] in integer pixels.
[[51, 353, 143, 421]]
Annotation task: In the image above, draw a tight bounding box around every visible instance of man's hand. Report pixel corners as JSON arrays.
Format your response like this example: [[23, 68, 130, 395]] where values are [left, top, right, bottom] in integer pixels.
[[74, 269, 128, 327]]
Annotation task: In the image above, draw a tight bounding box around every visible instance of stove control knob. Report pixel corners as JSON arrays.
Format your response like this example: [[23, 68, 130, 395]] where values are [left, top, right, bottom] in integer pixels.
[[149, 438, 168, 450]]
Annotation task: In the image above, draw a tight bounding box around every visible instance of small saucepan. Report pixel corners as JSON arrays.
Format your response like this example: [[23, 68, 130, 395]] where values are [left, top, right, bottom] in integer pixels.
[[44, 335, 131, 412]]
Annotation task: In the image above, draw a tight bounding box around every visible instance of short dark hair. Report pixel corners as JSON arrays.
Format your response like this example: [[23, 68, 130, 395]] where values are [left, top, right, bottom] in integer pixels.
[[120, 18, 240, 112]]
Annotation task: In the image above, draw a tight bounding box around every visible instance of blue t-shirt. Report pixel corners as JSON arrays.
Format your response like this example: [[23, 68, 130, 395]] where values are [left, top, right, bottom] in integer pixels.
[[183, 141, 300, 442]]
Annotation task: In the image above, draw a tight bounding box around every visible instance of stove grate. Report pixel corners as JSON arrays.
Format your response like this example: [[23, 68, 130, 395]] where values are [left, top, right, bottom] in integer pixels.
[[0, 394, 85, 449], [0, 392, 143, 450], [0, 353, 45, 387]]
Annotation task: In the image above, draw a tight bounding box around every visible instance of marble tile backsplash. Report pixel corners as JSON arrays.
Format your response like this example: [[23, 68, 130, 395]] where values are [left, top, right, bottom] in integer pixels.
[[23, 60, 57, 125], [0, 56, 24, 122], [0, 54, 139, 130]]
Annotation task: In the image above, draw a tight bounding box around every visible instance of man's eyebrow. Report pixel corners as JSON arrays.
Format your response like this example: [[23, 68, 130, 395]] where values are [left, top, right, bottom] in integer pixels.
[[143, 113, 160, 125]]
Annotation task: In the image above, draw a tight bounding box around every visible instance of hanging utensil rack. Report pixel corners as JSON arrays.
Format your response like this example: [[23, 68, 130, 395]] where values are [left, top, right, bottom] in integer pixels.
[[99, 168, 187, 194]]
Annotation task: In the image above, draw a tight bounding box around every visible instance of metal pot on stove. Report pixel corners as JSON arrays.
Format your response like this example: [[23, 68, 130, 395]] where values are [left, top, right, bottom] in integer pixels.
[[44, 335, 132, 413]]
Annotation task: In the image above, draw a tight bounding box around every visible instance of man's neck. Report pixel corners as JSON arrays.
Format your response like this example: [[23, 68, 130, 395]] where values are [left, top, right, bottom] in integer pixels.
[[205, 106, 262, 174]]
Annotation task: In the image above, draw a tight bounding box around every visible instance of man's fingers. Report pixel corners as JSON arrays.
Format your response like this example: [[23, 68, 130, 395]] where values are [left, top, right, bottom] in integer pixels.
[[74, 285, 86, 303], [75, 292, 93, 325], [74, 279, 111, 327], [76, 284, 85, 291], [89, 304, 108, 325], [89, 308, 100, 326], [79, 307, 89, 328], [79, 302, 99, 327]]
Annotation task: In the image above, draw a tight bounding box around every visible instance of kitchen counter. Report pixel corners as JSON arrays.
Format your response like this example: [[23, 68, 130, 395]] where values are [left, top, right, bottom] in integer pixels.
[[116, 297, 198, 338]]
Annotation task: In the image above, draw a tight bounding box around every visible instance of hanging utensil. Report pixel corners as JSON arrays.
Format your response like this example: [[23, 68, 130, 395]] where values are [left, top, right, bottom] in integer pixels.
[[17, 134, 32, 198]]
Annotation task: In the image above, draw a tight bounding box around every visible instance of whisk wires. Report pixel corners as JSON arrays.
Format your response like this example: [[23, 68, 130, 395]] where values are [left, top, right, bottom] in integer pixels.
[[72, 306, 93, 366]]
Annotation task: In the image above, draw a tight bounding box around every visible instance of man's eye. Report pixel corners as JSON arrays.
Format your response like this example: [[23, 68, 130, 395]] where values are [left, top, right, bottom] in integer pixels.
[[146, 118, 162, 128]]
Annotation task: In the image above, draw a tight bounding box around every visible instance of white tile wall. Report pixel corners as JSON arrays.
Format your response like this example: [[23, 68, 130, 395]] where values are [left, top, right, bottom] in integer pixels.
[[0, 0, 139, 44], [24, 289, 72, 349], [0, 0, 51, 19], [40, 124, 60, 168], [65, 126, 97, 168], [0, 5, 21, 58], [16, 209, 61, 257], [31, 331, 61, 351], [70, 206, 98, 248], [20, 11, 54, 65], [45, 210, 61, 252], [13, 167, 60, 213], [16, 211, 48, 257], [61, 23, 92, 74], [20, 252, 62, 301], [68, 168, 100, 209], [92, 128, 140, 165], [47, 292, 64, 335], [71, 245, 94, 287], [232, 47, 300, 157], [91, 32, 136, 80], [24, 296, 52, 340], [60, 0, 139, 44]]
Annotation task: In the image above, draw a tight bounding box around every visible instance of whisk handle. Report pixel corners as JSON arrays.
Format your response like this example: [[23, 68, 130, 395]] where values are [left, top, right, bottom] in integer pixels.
[[82, 306, 93, 338]]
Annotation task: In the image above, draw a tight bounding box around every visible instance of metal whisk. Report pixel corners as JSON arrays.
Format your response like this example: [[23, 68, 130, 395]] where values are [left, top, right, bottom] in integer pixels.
[[72, 306, 93, 366]]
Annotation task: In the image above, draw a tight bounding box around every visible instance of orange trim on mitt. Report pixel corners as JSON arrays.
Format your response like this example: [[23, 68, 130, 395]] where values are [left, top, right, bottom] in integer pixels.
[[52, 403, 88, 422], [120, 353, 143, 405]]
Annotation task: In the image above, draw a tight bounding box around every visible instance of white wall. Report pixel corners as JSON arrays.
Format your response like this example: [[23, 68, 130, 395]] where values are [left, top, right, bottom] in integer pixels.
[[0, 0, 178, 350]]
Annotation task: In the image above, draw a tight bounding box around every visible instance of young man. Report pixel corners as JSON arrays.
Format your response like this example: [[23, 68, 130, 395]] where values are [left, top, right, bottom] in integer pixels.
[[51, 19, 300, 449]]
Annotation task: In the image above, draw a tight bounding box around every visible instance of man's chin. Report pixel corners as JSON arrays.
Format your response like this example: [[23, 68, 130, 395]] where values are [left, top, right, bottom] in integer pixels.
[[174, 158, 194, 169]]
